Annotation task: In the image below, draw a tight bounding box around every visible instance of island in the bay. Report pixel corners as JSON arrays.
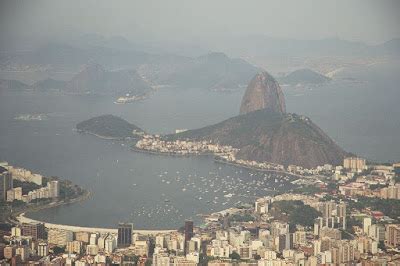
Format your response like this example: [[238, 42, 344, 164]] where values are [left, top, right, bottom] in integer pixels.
[[278, 68, 331, 86], [76, 114, 145, 140]]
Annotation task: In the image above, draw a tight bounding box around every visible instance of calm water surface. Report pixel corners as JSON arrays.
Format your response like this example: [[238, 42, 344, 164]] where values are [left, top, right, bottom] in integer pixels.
[[0, 62, 399, 229]]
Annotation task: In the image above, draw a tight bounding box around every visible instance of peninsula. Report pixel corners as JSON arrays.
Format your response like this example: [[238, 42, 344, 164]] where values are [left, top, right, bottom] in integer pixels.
[[76, 114, 145, 140]]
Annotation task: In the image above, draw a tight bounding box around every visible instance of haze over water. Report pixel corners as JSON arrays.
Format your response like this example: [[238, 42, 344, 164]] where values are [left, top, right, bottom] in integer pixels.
[[0, 62, 399, 229]]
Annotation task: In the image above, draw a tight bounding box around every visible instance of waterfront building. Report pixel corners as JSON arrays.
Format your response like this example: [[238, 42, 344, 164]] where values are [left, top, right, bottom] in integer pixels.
[[117, 223, 133, 248], [48, 229, 73, 247], [47, 180, 60, 198], [6, 165, 43, 185], [21, 222, 46, 240], [75, 231, 90, 243], [90, 233, 98, 245], [0, 167, 13, 201], [13, 187, 22, 201], [184, 220, 194, 254], [97, 234, 106, 250]]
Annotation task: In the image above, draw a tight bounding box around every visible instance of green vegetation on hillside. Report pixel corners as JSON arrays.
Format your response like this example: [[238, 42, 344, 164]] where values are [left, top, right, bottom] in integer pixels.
[[271, 200, 321, 227], [349, 197, 400, 221], [77, 114, 144, 139], [165, 109, 347, 168], [12, 179, 41, 194]]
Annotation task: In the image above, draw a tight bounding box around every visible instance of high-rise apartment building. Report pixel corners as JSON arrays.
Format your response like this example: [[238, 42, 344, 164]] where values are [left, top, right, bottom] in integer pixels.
[[48, 229, 73, 246], [117, 223, 133, 248], [184, 220, 194, 254], [0, 167, 13, 201], [386, 224, 400, 247], [21, 222, 46, 240], [343, 157, 366, 172], [47, 180, 60, 198]]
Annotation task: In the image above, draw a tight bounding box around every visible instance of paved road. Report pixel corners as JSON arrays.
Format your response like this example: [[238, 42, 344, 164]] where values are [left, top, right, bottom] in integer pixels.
[[17, 213, 176, 235]]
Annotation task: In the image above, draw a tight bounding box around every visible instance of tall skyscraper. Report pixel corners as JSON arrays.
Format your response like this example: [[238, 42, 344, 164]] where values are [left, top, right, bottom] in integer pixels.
[[117, 223, 133, 248], [184, 220, 194, 254], [0, 167, 13, 201]]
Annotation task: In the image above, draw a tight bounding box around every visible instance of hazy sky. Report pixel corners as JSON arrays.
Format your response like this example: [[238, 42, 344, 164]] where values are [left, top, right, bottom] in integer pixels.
[[1, 0, 399, 45]]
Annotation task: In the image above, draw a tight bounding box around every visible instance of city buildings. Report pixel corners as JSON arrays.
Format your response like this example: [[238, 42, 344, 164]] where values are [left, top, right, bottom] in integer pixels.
[[47, 180, 60, 198], [117, 223, 133, 248], [0, 167, 13, 201], [184, 220, 194, 254], [21, 222, 46, 240], [48, 229, 73, 247], [344, 157, 366, 173]]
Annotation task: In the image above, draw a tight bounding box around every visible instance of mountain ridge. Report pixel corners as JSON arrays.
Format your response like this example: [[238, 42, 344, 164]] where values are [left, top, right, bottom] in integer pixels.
[[166, 109, 348, 168]]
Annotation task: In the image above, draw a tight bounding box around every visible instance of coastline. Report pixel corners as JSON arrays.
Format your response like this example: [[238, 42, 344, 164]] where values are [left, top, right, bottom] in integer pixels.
[[17, 213, 176, 235], [131, 146, 306, 179], [77, 130, 127, 141], [14, 189, 177, 235], [9, 188, 91, 225], [213, 158, 304, 178], [130, 146, 214, 157]]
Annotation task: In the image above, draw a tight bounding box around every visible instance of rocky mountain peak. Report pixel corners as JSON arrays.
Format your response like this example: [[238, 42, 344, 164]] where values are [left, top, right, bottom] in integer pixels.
[[240, 71, 286, 115]]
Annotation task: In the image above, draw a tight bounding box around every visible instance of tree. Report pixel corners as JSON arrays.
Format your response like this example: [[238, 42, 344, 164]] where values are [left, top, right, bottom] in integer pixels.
[[52, 246, 65, 255], [378, 241, 386, 252], [229, 251, 241, 260]]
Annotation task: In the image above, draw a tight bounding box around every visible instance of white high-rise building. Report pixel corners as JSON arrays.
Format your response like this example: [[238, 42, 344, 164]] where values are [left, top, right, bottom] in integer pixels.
[[47, 180, 60, 198], [11, 227, 21, 237], [363, 217, 372, 235], [105, 235, 117, 253], [90, 233, 98, 245], [38, 242, 49, 257]]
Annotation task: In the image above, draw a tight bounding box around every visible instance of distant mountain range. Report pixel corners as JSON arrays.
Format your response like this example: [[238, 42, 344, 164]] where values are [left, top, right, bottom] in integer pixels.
[[1, 42, 259, 92], [1, 63, 153, 96], [278, 69, 331, 85], [65, 63, 151, 95], [0, 79, 29, 91], [220, 36, 400, 57]]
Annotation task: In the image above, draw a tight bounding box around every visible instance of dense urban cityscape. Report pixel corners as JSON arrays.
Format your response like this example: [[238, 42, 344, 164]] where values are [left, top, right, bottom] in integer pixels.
[[1, 156, 400, 265], [1, 1, 400, 265]]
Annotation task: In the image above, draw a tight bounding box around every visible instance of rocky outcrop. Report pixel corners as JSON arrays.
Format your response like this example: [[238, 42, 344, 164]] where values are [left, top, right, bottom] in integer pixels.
[[240, 72, 286, 115], [167, 70, 348, 168], [168, 109, 348, 168]]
